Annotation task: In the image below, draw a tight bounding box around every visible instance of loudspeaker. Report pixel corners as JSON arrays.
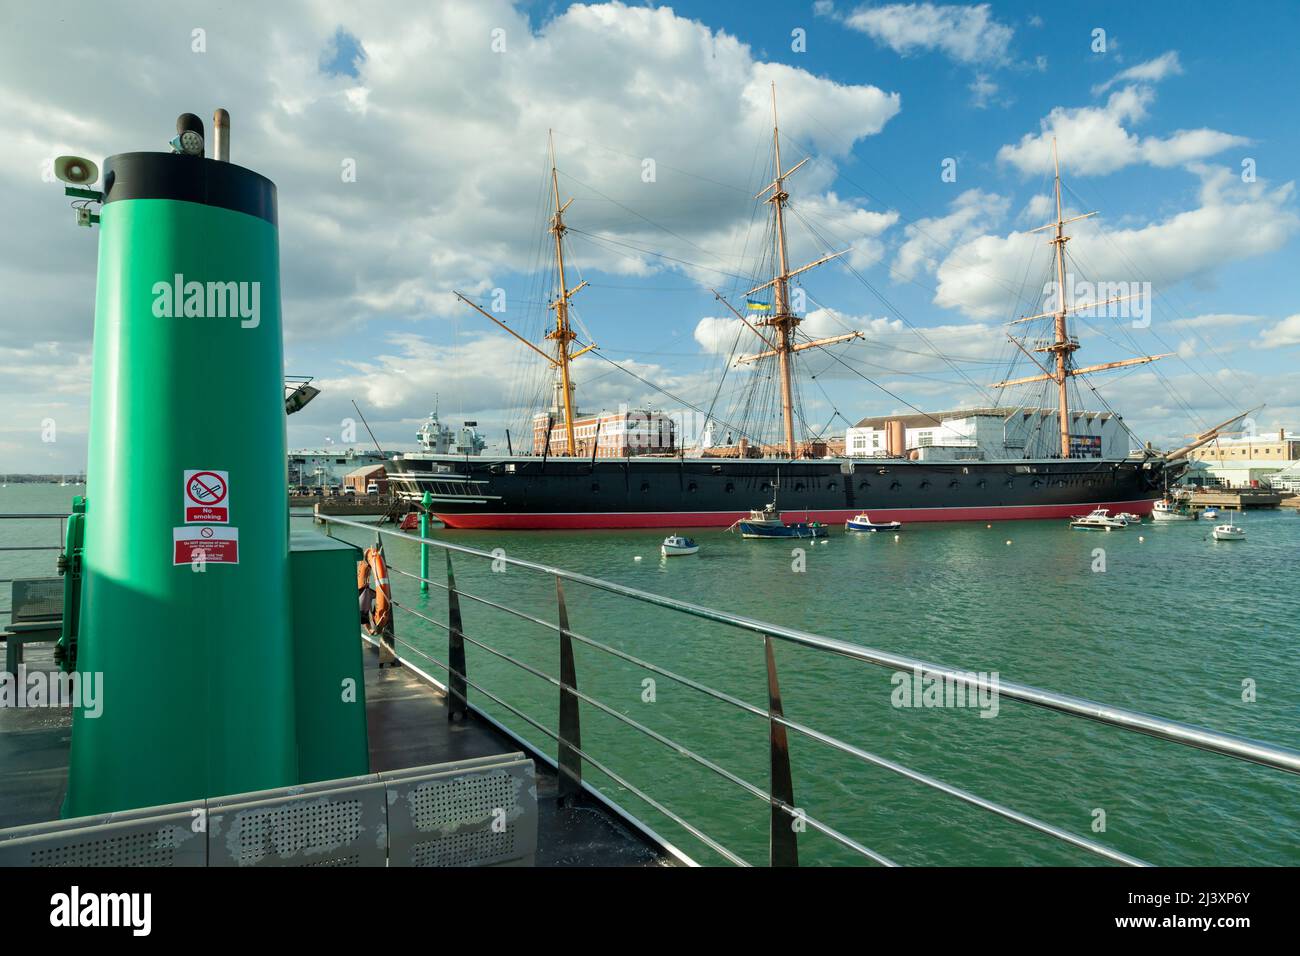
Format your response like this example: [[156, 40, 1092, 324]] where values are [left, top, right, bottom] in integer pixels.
[[54, 155, 99, 186]]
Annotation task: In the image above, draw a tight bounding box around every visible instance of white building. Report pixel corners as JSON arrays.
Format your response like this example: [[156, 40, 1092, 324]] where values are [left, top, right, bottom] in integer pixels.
[[844, 407, 1128, 461], [1267, 464, 1300, 492], [1187, 429, 1299, 488], [289, 448, 390, 488]]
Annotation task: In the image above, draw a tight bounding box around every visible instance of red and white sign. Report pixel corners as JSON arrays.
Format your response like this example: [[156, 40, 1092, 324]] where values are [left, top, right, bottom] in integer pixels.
[[173, 526, 239, 565], [183, 469, 230, 523]]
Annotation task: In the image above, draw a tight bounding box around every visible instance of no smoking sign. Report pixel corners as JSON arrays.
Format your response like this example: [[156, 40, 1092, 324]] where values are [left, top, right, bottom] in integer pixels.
[[183, 469, 230, 523]]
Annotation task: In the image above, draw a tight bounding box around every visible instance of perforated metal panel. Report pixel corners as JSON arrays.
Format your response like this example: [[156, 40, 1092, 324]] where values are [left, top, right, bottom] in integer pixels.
[[0, 802, 204, 868], [10, 578, 63, 626], [0, 756, 538, 868], [208, 778, 386, 868], [382, 753, 537, 867], [411, 825, 518, 867]]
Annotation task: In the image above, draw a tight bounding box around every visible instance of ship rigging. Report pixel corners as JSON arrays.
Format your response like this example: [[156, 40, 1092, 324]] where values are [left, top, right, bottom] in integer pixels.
[[990, 137, 1172, 458]]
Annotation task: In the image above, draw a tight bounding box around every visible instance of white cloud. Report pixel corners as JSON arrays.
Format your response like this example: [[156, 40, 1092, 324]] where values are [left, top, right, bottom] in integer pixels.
[[892, 188, 1009, 281], [968, 73, 999, 109], [1092, 50, 1183, 95], [1257, 314, 1300, 348], [843, 2, 1015, 65], [0, 342, 92, 468], [998, 84, 1249, 177], [0, 0, 905, 469], [1017, 193, 1054, 224], [931, 165, 1298, 320], [694, 315, 750, 355]]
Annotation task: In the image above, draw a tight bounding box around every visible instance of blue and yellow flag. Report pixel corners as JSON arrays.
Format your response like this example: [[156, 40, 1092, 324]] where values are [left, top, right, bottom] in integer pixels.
[[746, 300, 771, 312]]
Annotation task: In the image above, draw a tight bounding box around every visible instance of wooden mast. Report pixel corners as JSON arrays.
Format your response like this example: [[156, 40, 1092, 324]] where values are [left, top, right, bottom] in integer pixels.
[[1048, 138, 1075, 458], [768, 85, 799, 460], [992, 138, 1167, 456], [454, 132, 595, 457], [742, 83, 862, 459], [546, 130, 579, 456]]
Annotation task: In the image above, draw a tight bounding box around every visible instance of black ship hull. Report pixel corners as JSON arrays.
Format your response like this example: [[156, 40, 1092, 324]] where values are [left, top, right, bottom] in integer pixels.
[[387, 455, 1178, 529]]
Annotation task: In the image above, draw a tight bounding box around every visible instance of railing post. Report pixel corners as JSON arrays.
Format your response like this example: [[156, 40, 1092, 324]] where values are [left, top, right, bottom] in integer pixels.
[[445, 551, 468, 721], [765, 634, 798, 867], [419, 491, 431, 594], [555, 577, 583, 803]]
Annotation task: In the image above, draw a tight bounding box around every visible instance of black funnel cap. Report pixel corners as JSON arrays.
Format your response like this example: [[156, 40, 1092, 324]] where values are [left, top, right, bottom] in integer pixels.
[[176, 113, 205, 139]]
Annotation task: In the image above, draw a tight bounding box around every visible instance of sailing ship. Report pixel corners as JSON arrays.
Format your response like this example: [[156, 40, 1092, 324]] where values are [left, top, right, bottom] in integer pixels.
[[389, 90, 1245, 530]]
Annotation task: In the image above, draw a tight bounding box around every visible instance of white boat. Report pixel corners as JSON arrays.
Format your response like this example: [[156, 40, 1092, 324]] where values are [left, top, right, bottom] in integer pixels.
[[1211, 516, 1246, 541], [660, 534, 699, 556], [1152, 499, 1196, 521], [1116, 512, 1143, 524], [1201, 508, 1220, 519], [845, 513, 902, 533], [1069, 507, 1127, 531]]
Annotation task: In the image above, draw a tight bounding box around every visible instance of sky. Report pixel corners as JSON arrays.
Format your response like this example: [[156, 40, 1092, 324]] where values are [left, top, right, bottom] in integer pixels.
[[2, 0, 1298, 472]]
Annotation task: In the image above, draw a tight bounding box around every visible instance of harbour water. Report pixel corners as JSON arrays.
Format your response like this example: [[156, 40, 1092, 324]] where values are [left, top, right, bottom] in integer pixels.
[[6, 484, 1297, 865]]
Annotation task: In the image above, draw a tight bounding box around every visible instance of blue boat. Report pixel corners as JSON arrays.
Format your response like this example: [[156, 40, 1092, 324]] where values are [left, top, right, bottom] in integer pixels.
[[733, 505, 828, 539], [845, 512, 902, 533]]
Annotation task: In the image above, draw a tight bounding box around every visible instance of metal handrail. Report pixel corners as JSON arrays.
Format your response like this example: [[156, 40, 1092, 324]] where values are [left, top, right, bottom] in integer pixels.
[[316, 514, 1300, 867], [385, 588, 900, 866], [386, 559, 1147, 864], [325, 516, 1300, 775], [382, 568, 1140, 867], [0, 514, 68, 624]]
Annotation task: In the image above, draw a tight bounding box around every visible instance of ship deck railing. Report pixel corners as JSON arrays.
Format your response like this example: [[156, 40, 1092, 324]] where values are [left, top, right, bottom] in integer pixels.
[[311, 514, 1300, 867], [0, 513, 68, 674]]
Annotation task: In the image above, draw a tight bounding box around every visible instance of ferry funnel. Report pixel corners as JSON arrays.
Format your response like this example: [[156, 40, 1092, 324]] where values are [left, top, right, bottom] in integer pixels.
[[65, 113, 296, 816]]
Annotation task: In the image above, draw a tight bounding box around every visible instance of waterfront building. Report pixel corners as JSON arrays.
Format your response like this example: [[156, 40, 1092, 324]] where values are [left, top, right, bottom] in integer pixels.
[[1188, 429, 1299, 487], [288, 448, 390, 488], [844, 407, 1128, 461], [531, 407, 676, 457]]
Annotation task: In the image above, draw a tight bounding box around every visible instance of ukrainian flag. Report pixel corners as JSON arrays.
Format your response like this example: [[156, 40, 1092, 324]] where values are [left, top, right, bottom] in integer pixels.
[[746, 300, 771, 312]]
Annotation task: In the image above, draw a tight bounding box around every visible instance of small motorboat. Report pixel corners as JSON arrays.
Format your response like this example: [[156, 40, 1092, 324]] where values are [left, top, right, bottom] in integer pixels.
[[1115, 512, 1143, 524], [1069, 507, 1127, 531], [1211, 515, 1246, 541], [1201, 508, 1220, 520], [660, 534, 699, 556], [732, 505, 828, 539], [1152, 498, 1196, 521], [845, 513, 902, 533]]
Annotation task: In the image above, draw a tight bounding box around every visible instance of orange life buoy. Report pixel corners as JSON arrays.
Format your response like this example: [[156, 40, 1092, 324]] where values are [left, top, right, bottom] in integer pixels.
[[358, 545, 392, 635]]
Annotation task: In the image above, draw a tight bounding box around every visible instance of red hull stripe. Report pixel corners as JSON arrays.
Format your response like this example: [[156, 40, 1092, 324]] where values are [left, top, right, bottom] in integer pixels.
[[434, 500, 1159, 530]]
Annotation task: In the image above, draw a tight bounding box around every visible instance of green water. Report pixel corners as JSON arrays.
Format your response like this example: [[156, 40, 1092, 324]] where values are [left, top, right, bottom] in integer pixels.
[[5, 483, 1298, 865]]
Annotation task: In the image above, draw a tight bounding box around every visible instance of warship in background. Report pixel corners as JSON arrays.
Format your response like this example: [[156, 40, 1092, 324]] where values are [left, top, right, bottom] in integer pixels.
[[414, 399, 487, 457]]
